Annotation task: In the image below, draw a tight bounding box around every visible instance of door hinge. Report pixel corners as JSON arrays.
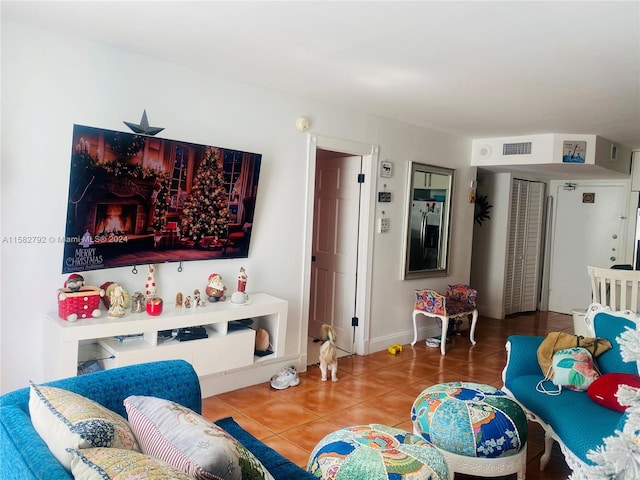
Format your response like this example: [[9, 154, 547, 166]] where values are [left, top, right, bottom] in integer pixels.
[[357, 173, 365, 184], [351, 316, 359, 327]]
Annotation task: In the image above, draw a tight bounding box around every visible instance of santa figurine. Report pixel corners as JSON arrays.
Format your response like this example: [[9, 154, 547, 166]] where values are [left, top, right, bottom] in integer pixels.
[[65, 274, 85, 292], [205, 273, 226, 302], [237, 267, 247, 293]]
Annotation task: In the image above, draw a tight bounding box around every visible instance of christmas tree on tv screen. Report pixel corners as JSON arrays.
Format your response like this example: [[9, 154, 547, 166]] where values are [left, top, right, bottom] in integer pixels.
[[180, 147, 230, 244]]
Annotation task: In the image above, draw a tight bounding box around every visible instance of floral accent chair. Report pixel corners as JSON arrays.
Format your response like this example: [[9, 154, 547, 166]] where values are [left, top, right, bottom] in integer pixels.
[[411, 284, 479, 355]]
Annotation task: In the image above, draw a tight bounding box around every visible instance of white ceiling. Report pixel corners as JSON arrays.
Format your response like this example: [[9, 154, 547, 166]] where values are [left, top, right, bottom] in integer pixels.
[[3, 1, 640, 152]]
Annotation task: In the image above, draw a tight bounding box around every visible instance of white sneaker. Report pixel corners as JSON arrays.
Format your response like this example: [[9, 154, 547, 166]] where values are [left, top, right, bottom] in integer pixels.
[[270, 366, 300, 390]]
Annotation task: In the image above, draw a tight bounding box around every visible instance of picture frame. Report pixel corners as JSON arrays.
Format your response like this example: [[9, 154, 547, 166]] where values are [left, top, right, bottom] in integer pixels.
[[380, 160, 393, 178], [562, 140, 587, 164]]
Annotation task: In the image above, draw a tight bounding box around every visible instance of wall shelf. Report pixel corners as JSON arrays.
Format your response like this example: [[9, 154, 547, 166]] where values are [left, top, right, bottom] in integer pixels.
[[43, 292, 287, 381]]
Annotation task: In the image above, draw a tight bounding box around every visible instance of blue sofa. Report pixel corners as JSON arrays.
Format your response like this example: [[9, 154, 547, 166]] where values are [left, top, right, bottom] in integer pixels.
[[502, 303, 639, 478], [0, 359, 315, 480]]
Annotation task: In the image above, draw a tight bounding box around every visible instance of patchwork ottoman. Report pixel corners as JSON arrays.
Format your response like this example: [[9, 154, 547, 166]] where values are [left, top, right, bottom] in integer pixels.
[[307, 424, 449, 480], [411, 382, 528, 480]]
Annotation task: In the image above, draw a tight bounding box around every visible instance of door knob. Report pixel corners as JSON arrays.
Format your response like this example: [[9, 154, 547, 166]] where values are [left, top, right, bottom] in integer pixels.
[[612, 234, 618, 239], [610, 256, 617, 261]]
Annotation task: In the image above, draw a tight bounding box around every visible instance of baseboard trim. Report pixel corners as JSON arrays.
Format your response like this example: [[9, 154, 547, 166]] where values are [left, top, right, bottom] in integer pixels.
[[198, 354, 302, 397]]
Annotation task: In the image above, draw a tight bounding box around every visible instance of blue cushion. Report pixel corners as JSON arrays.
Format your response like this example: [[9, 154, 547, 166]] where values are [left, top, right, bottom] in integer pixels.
[[0, 360, 202, 419], [507, 375, 623, 464], [215, 417, 317, 480], [0, 405, 69, 479], [504, 336, 545, 381], [594, 312, 638, 374]]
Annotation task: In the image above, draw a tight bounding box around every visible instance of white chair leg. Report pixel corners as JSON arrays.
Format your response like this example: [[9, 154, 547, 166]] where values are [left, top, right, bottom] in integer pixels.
[[440, 316, 448, 355], [411, 310, 420, 346], [469, 309, 478, 345]]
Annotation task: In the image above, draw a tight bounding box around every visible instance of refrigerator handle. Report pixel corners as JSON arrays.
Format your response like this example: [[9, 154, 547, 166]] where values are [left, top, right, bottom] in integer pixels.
[[420, 212, 427, 258]]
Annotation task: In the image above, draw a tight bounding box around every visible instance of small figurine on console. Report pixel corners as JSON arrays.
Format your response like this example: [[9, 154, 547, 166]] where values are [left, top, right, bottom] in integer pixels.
[[57, 274, 104, 322], [231, 267, 249, 304], [237, 267, 247, 293], [205, 273, 226, 302], [194, 289, 206, 307], [176, 292, 184, 307], [185, 296, 191, 308], [131, 291, 145, 313], [104, 283, 130, 315], [108, 284, 127, 317]]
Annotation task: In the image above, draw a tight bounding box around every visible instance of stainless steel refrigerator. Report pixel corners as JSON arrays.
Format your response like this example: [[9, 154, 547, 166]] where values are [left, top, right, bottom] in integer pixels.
[[409, 200, 443, 271]]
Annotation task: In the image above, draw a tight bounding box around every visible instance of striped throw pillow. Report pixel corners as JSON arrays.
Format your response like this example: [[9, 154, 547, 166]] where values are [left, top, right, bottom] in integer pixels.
[[124, 395, 274, 480]]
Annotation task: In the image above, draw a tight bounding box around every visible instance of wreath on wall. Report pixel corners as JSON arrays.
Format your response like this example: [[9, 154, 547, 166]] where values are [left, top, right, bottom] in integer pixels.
[[474, 194, 493, 225]]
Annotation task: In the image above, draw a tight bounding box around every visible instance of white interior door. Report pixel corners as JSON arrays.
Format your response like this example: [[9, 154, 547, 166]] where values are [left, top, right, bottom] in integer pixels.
[[309, 154, 361, 353], [548, 183, 627, 314]]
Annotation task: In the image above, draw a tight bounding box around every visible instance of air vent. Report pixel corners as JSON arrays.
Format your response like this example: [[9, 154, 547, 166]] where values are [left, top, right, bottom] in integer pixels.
[[503, 142, 532, 155]]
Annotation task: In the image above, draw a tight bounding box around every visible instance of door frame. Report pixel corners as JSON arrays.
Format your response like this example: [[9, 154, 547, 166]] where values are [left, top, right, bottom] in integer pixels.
[[300, 134, 378, 366]]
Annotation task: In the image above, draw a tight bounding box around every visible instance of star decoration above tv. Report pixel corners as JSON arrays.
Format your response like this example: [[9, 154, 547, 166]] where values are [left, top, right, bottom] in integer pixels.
[[123, 110, 165, 136], [62, 124, 261, 273]]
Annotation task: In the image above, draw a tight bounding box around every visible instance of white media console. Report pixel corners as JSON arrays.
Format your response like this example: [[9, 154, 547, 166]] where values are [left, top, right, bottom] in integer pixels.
[[44, 293, 288, 382]]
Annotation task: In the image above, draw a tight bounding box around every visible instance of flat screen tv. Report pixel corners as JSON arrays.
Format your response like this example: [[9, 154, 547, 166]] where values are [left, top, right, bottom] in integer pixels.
[[62, 124, 261, 274]]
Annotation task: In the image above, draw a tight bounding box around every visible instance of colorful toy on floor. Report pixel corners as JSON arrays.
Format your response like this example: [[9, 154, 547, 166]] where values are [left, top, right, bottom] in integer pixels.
[[387, 344, 404, 355]]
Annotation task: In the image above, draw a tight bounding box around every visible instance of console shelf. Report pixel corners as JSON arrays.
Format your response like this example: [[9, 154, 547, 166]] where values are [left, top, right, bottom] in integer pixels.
[[44, 293, 287, 380]]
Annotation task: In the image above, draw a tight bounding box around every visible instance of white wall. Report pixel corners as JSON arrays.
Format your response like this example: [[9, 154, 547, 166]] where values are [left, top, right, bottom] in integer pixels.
[[362, 118, 476, 351], [470, 172, 512, 319], [0, 21, 474, 393]]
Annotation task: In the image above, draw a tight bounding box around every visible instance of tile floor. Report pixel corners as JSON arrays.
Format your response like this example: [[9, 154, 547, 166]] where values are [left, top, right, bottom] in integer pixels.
[[203, 310, 575, 479]]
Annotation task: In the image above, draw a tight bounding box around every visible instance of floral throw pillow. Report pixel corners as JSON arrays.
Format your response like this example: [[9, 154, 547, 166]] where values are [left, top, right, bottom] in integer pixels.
[[29, 384, 139, 470], [551, 347, 600, 391], [124, 395, 274, 480], [68, 448, 193, 480]]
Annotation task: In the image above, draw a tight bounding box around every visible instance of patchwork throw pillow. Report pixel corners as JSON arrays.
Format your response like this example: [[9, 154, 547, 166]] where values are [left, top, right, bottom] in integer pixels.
[[124, 395, 274, 480], [68, 447, 193, 480], [29, 384, 139, 470], [587, 372, 640, 412]]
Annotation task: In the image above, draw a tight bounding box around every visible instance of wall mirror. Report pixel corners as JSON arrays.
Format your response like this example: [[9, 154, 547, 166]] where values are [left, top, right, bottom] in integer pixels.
[[403, 162, 455, 279]]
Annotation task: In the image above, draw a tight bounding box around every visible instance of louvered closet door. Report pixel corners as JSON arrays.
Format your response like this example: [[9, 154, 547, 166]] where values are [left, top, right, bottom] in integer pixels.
[[504, 179, 545, 315]]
